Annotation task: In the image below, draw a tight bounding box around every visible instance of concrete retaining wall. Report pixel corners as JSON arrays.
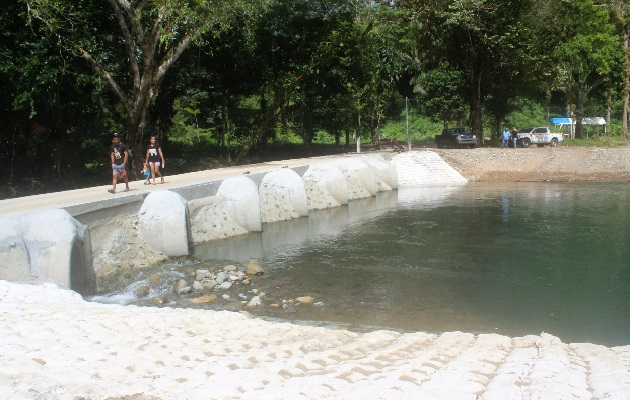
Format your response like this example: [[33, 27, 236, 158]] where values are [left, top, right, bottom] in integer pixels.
[[0, 151, 466, 292]]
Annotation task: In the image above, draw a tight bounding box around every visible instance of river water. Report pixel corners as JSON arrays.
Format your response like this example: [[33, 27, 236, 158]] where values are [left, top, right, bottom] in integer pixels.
[[91, 182, 630, 346]]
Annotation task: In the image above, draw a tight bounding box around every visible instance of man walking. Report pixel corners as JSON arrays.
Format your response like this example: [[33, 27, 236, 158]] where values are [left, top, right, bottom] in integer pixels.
[[109, 133, 130, 194]]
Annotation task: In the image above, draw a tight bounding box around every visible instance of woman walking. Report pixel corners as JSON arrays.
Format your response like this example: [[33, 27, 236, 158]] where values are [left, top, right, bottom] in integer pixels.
[[145, 135, 165, 185]]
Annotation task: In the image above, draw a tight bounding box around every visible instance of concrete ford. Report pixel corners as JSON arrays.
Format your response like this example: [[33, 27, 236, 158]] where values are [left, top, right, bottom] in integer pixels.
[[516, 127, 563, 148]]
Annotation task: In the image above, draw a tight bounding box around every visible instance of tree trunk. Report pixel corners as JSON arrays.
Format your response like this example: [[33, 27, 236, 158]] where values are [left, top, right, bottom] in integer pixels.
[[53, 84, 64, 177], [126, 103, 148, 175], [235, 78, 301, 163], [624, 89, 629, 140], [222, 94, 232, 163], [574, 91, 583, 139], [469, 70, 484, 146], [622, 31, 630, 140]]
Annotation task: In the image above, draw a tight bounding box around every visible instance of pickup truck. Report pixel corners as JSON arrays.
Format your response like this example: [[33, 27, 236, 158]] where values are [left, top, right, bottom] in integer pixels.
[[516, 127, 563, 148], [435, 127, 477, 148]]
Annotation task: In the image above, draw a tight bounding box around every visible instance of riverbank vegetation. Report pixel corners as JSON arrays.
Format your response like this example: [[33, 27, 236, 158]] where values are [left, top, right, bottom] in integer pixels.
[[1, 0, 629, 199]]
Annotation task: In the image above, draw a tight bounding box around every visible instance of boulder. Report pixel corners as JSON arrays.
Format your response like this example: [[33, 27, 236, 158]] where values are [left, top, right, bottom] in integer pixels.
[[133, 285, 150, 298], [138, 190, 189, 256], [192, 294, 217, 304]]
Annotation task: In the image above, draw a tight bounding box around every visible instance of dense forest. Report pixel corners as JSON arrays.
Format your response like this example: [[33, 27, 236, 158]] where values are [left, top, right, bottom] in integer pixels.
[[1, 0, 629, 198]]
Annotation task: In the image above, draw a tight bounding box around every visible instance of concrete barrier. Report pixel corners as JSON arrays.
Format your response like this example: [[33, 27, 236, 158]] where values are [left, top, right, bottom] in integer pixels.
[[0, 151, 466, 291], [0, 209, 94, 294], [302, 163, 349, 210], [331, 157, 378, 199], [189, 176, 261, 242], [392, 151, 468, 187], [217, 176, 262, 232], [259, 168, 309, 224], [138, 190, 189, 256]]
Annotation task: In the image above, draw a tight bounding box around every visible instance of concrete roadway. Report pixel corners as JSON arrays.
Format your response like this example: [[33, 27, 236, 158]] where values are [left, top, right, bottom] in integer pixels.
[[0, 153, 364, 218]]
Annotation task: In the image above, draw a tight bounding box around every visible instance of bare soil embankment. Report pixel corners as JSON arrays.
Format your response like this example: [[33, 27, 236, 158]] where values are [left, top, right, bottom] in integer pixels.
[[433, 146, 630, 183]]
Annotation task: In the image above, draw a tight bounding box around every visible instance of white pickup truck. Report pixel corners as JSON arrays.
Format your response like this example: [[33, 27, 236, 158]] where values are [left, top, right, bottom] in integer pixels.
[[516, 127, 563, 148]]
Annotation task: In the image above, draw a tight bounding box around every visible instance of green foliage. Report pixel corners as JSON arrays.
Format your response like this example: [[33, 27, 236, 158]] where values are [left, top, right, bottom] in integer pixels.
[[503, 99, 548, 130], [413, 63, 467, 125], [380, 110, 442, 142]]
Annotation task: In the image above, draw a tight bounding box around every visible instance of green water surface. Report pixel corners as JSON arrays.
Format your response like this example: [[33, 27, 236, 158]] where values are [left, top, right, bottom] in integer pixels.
[[194, 182, 630, 346]]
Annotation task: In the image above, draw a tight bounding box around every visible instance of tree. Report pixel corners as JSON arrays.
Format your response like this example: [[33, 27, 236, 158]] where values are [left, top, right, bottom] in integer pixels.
[[235, 0, 362, 159], [1, 2, 105, 192], [541, 0, 619, 138], [602, 0, 630, 139], [24, 0, 267, 169], [393, 0, 529, 144], [413, 63, 467, 127]]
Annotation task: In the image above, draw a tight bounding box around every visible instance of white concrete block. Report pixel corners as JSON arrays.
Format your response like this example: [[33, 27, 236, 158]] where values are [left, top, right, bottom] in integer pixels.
[[188, 196, 249, 242], [260, 169, 308, 224], [138, 190, 189, 256], [302, 163, 349, 210], [217, 176, 262, 232], [331, 158, 376, 199], [0, 219, 31, 281], [361, 154, 398, 191], [0, 209, 91, 289]]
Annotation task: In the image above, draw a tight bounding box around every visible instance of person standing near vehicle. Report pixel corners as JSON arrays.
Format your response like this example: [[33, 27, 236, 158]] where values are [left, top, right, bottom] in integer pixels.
[[501, 128, 511, 149], [145, 135, 165, 185], [109, 133, 129, 194], [511, 127, 518, 149]]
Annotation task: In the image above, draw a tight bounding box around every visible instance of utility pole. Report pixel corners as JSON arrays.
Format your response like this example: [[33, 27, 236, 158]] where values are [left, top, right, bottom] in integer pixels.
[[406, 97, 411, 151]]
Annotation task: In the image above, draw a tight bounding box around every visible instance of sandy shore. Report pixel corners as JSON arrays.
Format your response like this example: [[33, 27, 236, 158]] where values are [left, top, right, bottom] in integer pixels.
[[1, 280, 629, 399]]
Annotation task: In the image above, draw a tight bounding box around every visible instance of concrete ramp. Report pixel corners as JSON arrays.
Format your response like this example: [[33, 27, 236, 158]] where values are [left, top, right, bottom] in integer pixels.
[[392, 151, 468, 187], [1, 280, 628, 399]]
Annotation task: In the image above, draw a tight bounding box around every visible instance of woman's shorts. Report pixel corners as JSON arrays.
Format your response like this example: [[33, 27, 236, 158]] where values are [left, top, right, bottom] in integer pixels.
[[149, 161, 161, 167], [112, 163, 126, 178]]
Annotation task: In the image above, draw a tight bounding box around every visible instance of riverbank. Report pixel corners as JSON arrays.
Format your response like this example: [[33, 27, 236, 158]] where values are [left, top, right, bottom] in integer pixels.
[[433, 146, 630, 182]]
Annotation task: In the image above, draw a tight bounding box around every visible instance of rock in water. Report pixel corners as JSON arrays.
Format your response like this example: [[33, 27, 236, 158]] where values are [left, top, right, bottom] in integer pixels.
[[133, 285, 150, 298], [192, 294, 217, 304]]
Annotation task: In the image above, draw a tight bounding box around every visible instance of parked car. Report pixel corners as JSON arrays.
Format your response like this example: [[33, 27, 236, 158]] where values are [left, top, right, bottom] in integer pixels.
[[516, 127, 563, 148], [435, 128, 477, 148]]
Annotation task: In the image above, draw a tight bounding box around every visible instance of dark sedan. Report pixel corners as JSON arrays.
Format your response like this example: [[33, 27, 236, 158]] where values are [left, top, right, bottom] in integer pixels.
[[435, 128, 477, 148]]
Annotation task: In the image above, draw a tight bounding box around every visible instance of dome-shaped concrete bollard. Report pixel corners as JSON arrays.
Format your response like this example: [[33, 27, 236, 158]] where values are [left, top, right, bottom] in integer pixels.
[[138, 190, 189, 256]]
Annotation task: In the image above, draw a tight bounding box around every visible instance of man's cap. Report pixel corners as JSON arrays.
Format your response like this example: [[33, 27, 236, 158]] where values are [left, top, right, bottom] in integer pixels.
[[113, 133, 121, 138]]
